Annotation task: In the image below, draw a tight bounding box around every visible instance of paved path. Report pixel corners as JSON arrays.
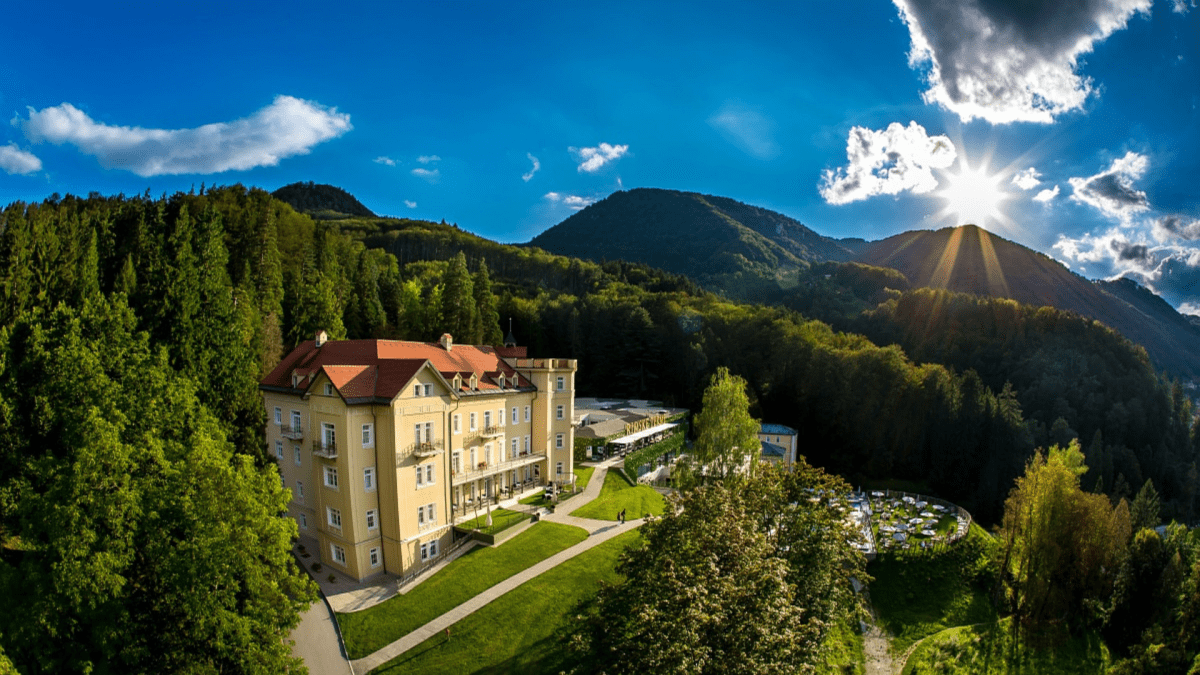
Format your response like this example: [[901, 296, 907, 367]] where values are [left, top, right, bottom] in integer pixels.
[[290, 598, 354, 675], [350, 457, 650, 673]]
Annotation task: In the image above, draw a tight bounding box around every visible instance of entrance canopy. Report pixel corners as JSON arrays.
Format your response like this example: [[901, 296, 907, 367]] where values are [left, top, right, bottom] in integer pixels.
[[609, 422, 680, 446]]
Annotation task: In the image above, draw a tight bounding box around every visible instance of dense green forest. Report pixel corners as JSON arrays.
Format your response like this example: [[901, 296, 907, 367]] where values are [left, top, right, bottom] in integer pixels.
[[1, 185, 1198, 671]]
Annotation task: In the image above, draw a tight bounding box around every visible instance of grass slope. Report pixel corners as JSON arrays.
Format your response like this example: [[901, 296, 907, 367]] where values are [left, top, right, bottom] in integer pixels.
[[569, 469, 665, 521], [371, 529, 642, 674], [338, 522, 588, 659], [870, 523, 998, 654], [457, 508, 530, 535], [902, 617, 1110, 675], [820, 620, 867, 675]]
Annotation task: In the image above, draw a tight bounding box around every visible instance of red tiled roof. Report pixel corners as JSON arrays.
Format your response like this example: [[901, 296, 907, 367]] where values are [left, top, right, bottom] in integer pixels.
[[259, 337, 531, 401]]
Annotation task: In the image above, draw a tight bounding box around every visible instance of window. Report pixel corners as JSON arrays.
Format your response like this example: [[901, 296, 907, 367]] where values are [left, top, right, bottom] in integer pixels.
[[556, 376, 565, 391], [294, 446, 302, 466], [327, 507, 341, 529], [420, 542, 429, 561], [512, 407, 518, 425], [364, 467, 375, 491], [524, 435, 530, 453], [452, 451, 462, 473], [275, 440, 283, 459], [291, 410, 301, 430], [322, 422, 336, 448], [324, 465, 338, 488], [524, 406, 530, 422], [556, 405, 564, 420], [424, 383, 433, 396], [369, 547, 381, 567], [556, 433, 564, 449], [470, 448, 477, 467], [498, 409, 504, 426], [557, 461, 563, 476], [425, 464, 435, 485], [274, 407, 282, 424], [296, 481, 304, 501], [428, 503, 437, 524], [484, 411, 491, 428], [417, 503, 437, 529], [416, 465, 424, 488], [299, 513, 307, 530], [453, 414, 460, 434], [324, 383, 334, 396], [362, 423, 373, 448], [512, 438, 519, 457], [414, 384, 422, 397], [429, 540, 439, 558], [469, 412, 477, 431], [366, 509, 378, 530], [417, 505, 425, 526], [331, 543, 346, 565], [425, 422, 433, 443], [485, 445, 492, 465]]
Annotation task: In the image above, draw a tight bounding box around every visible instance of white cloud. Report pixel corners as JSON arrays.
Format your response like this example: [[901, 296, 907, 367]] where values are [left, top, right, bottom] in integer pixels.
[[374, 155, 397, 166], [708, 105, 779, 159], [819, 121, 956, 205], [20, 95, 351, 176], [1151, 215, 1200, 242], [571, 143, 628, 173], [1173, 0, 1195, 13], [893, 0, 1151, 124], [1179, 302, 1200, 316], [522, 153, 540, 182], [417, 155, 440, 164], [0, 143, 42, 174], [544, 191, 595, 210], [1011, 167, 1042, 190], [1033, 185, 1061, 202], [411, 167, 440, 182], [404, 200, 417, 209], [1068, 151, 1150, 221]]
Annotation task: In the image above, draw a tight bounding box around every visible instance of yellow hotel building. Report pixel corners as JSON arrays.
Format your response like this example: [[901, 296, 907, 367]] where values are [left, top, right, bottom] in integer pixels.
[[261, 330, 576, 582]]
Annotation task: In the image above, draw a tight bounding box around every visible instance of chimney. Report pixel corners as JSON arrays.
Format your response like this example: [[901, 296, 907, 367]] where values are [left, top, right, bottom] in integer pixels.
[[440, 333, 453, 351], [315, 329, 328, 348]]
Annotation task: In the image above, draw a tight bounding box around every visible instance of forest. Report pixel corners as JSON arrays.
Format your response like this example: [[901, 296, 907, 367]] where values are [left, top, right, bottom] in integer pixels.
[[0, 185, 1198, 671]]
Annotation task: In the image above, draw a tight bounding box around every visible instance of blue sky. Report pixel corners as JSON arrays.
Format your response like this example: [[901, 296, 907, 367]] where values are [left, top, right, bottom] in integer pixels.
[[3, 0, 1199, 312]]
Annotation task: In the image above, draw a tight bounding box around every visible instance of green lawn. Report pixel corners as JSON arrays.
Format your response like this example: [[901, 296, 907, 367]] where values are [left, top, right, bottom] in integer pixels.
[[569, 469, 665, 521], [573, 465, 595, 491], [902, 617, 1110, 675], [338, 522, 588, 659], [819, 620, 866, 675], [518, 467, 594, 508], [456, 508, 529, 535], [870, 523, 998, 654], [371, 529, 643, 674]]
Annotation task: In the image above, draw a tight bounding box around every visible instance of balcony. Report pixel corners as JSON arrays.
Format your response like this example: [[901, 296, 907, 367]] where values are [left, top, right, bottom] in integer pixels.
[[479, 425, 503, 438], [312, 440, 338, 460], [407, 439, 444, 458], [451, 451, 546, 486], [280, 424, 304, 440]]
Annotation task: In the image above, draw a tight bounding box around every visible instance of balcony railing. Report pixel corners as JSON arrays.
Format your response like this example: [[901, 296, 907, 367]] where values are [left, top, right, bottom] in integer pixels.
[[479, 425, 503, 438], [312, 440, 338, 459], [280, 424, 304, 440], [408, 439, 444, 458], [452, 451, 546, 485]]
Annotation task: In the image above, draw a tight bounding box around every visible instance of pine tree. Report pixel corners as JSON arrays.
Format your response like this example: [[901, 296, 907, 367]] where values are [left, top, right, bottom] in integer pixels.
[[474, 258, 503, 345], [440, 251, 476, 342]]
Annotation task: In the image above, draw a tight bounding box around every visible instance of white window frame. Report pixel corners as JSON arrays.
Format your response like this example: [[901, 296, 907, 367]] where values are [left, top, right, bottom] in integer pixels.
[[557, 461, 563, 476], [556, 376, 564, 391], [512, 407, 518, 425], [420, 542, 429, 561], [291, 410, 301, 430], [425, 464, 435, 485], [414, 384, 422, 397], [429, 540, 439, 558], [556, 433, 564, 449], [512, 438, 519, 457], [524, 406, 530, 422], [275, 440, 283, 459], [417, 505, 425, 527], [331, 543, 346, 565], [324, 383, 334, 396], [484, 411, 492, 428], [485, 444, 492, 465], [294, 445, 302, 466], [525, 435, 530, 453], [327, 506, 341, 529], [297, 481, 304, 501], [498, 409, 504, 427], [366, 509, 378, 530], [556, 405, 564, 420], [324, 465, 338, 489], [470, 412, 477, 431], [364, 467, 376, 491], [453, 414, 461, 434], [299, 513, 307, 530], [416, 465, 424, 488], [274, 407, 282, 424], [362, 423, 373, 448], [453, 451, 462, 473], [423, 383, 433, 396], [369, 547, 381, 567], [428, 503, 437, 525]]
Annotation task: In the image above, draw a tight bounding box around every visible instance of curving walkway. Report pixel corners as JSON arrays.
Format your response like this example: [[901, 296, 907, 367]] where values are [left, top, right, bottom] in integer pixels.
[[348, 458, 651, 674]]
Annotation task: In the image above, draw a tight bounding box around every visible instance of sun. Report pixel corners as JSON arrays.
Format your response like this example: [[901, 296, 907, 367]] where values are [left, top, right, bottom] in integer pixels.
[[938, 162, 1008, 228]]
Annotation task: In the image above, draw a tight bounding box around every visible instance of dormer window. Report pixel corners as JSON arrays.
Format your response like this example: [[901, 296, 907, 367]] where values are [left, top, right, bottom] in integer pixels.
[[453, 374, 462, 390], [469, 374, 478, 390], [324, 383, 334, 396]]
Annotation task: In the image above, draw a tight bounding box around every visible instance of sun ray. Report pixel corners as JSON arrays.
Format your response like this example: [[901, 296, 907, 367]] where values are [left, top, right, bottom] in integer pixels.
[[930, 225, 965, 289], [977, 227, 1011, 298]]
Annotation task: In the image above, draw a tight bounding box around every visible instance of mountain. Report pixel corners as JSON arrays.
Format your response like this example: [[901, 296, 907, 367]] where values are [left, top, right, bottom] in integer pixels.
[[528, 188, 854, 296], [854, 224, 1200, 381], [272, 181, 375, 218]]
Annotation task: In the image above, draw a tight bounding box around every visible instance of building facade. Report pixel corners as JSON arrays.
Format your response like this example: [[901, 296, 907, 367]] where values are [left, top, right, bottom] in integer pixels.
[[261, 331, 576, 582], [759, 423, 799, 467]]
